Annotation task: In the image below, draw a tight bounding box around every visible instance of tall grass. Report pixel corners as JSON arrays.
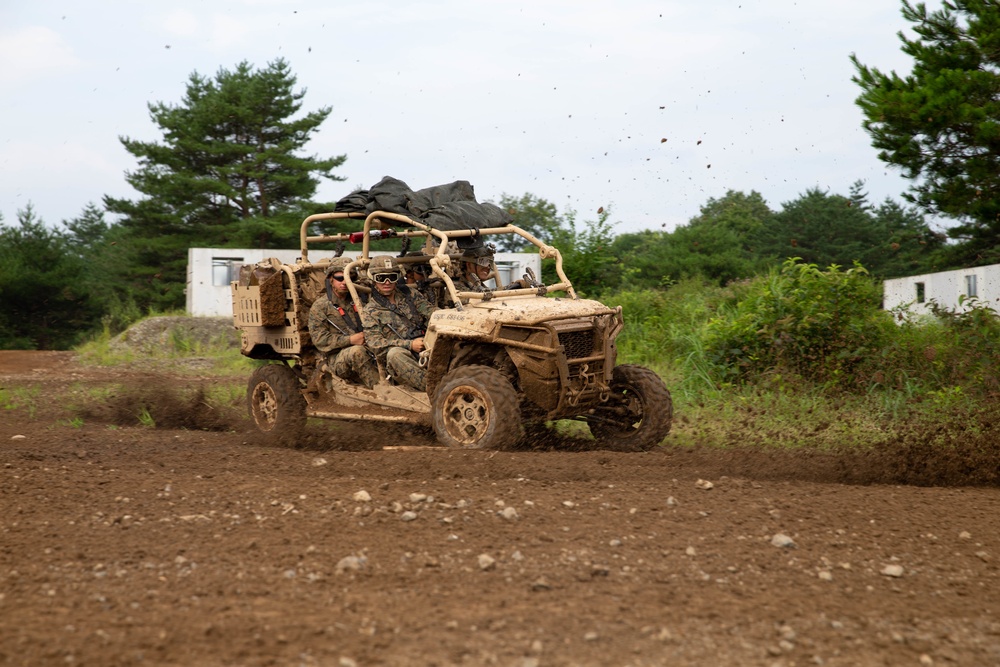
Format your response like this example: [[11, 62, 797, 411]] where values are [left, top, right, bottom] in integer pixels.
[[606, 280, 732, 401], [604, 262, 1000, 447], [64, 273, 1000, 449]]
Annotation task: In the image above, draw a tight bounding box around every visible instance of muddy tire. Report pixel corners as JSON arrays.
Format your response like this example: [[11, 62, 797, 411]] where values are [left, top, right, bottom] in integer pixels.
[[247, 364, 306, 442], [433, 365, 522, 450], [588, 364, 672, 452]]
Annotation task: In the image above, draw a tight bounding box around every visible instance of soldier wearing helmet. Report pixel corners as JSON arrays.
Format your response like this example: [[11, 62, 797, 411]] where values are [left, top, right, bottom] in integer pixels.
[[307, 257, 379, 389], [455, 244, 496, 293], [443, 242, 518, 307], [402, 251, 440, 306], [361, 255, 438, 391]]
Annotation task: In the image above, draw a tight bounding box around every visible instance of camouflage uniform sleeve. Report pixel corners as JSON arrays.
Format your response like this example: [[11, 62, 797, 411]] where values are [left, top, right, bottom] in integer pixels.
[[455, 275, 484, 292], [362, 301, 412, 356], [410, 286, 439, 320], [308, 297, 353, 353]]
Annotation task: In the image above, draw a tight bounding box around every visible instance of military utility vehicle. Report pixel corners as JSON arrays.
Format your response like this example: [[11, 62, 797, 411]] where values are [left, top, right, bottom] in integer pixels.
[[232, 179, 672, 450]]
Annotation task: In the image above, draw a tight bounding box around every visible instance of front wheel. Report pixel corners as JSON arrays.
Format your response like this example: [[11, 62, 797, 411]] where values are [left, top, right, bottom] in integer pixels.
[[432, 365, 522, 450], [588, 365, 672, 451], [247, 364, 306, 443]]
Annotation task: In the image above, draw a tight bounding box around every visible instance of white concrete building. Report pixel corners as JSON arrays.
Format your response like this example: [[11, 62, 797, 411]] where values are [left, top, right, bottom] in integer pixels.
[[882, 263, 1000, 317], [186, 247, 542, 317]]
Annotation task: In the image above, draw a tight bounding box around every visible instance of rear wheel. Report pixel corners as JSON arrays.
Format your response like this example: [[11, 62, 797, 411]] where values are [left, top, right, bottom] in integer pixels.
[[588, 365, 672, 451], [247, 364, 306, 442], [433, 365, 521, 450]]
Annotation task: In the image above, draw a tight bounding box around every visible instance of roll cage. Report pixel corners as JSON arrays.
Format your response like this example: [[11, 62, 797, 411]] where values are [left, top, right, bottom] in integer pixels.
[[298, 211, 578, 310]]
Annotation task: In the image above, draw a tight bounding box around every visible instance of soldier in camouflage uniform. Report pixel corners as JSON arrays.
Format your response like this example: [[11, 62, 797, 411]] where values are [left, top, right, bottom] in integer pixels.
[[308, 258, 379, 389], [446, 243, 532, 306], [361, 255, 438, 391], [403, 251, 441, 307], [453, 244, 496, 293]]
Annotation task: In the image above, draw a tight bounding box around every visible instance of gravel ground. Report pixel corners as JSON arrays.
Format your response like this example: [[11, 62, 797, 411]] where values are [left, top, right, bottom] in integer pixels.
[[1, 350, 998, 667]]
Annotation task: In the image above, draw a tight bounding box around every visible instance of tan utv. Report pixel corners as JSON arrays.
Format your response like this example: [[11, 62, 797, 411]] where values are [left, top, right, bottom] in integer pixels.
[[232, 206, 672, 451]]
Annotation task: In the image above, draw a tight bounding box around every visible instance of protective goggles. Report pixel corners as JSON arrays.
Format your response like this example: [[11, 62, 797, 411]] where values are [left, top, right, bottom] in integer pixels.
[[372, 272, 400, 284]]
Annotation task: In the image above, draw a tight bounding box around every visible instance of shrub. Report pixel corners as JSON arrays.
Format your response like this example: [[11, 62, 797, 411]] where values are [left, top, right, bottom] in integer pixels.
[[703, 259, 895, 388], [923, 297, 1000, 394]]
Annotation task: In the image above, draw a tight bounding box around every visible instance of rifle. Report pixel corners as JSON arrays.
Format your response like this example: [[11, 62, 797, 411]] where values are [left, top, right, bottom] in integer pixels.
[[386, 322, 425, 341], [325, 317, 350, 336]]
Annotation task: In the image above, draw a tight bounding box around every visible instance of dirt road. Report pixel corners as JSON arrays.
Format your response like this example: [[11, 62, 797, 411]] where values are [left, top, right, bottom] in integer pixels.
[[1, 351, 997, 666]]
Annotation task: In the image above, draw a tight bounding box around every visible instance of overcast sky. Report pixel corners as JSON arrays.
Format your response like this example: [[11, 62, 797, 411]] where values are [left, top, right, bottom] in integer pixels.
[[2, 1, 929, 235]]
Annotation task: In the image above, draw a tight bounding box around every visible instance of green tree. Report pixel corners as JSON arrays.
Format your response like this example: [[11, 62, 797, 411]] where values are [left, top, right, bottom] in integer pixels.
[[754, 186, 944, 277], [851, 1, 1000, 265], [62, 204, 144, 333], [105, 58, 346, 310], [610, 229, 671, 290], [492, 193, 564, 251], [612, 190, 773, 289], [546, 207, 619, 295], [756, 188, 879, 268], [870, 197, 947, 276], [0, 205, 102, 349], [63, 202, 110, 254]]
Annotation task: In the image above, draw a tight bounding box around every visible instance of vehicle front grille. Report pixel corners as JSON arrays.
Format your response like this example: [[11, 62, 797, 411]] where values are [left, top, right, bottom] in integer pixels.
[[568, 359, 604, 380], [559, 329, 595, 360]]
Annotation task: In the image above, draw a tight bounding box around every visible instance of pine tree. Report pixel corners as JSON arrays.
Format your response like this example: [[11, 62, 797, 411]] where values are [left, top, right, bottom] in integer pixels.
[[851, 1, 1000, 265], [64, 203, 110, 255], [105, 59, 346, 310], [753, 187, 943, 277], [0, 205, 101, 349]]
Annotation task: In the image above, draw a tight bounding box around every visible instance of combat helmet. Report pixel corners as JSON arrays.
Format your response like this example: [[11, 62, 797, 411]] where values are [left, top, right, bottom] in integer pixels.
[[403, 251, 432, 277], [325, 257, 353, 277], [369, 255, 402, 281], [462, 243, 495, 268]]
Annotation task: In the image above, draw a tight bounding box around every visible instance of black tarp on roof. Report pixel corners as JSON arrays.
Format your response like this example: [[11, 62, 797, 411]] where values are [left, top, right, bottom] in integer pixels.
[[335, 176, 514, 233]]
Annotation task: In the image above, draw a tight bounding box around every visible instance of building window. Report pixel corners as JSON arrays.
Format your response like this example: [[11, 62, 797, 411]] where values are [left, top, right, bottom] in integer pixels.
[[915, 282, 925, 304], [212, 257, 244, 286], [965, 274, 978, 298]]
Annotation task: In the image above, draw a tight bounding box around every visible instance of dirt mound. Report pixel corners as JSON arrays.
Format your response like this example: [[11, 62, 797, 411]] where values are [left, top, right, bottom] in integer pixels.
[[109, 316, 238, 356]]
